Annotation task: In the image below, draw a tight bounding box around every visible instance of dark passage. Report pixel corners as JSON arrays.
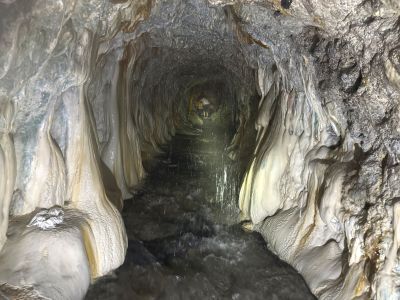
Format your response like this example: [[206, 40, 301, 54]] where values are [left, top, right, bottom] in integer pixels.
[[85, 120, 315, 300]]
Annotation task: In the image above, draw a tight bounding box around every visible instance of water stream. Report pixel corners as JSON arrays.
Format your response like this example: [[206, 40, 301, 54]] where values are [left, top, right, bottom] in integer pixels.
[[85, 121, 315, 300]]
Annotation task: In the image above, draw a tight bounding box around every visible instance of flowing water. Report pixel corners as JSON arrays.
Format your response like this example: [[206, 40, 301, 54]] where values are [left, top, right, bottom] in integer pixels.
[[85, 121, 315, 300]]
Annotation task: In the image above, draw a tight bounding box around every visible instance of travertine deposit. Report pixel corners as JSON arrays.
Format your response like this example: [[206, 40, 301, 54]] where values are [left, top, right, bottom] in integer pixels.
[[0, 0, 399, 299]]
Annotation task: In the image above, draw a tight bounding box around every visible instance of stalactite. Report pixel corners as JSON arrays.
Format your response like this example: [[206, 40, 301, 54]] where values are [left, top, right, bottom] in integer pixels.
[[13, 110, 66, 215], [65, 86, 127, 277], [0, 98, 16, 251]]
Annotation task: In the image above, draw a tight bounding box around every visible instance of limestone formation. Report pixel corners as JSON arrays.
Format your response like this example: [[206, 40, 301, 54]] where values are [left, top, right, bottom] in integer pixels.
[[0, 0, 399, 299]]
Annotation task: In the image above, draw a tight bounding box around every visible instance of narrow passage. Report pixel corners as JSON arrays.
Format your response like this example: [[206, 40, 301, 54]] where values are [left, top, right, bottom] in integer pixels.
[[86, 120, 315, 300]]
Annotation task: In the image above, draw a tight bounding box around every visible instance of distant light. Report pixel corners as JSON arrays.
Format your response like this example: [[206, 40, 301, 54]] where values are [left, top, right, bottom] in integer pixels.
[[200, 98, 210, 105]]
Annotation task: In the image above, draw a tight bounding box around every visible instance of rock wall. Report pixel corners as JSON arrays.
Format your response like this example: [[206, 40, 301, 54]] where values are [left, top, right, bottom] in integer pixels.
[[0, 0, 157, 296], [227, 1, 400, 299], [0, 0, 399, 299]]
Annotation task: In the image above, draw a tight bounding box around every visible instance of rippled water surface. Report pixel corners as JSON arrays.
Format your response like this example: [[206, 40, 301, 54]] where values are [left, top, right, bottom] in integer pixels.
[[86, 122, 315, 300]]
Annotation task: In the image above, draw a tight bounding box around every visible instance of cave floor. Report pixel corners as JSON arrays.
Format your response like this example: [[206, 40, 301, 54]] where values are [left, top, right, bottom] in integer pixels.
[[85, 120, 315, 300]]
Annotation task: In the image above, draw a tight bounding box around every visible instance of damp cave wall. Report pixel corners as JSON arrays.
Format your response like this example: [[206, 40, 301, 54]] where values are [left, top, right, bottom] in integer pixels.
[[0, 0, 399, 299]]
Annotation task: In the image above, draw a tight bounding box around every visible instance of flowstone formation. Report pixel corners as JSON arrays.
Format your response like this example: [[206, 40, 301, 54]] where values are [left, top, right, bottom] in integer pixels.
[[0, 0, 399, 299]]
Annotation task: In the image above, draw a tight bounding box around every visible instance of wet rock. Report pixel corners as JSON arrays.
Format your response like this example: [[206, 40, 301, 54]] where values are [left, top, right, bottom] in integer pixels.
[[27, 206, 64, 230], [389, 47, 400, 74], [339, 66, 363, 94], [281, 0, 292, 9], [124, 240, 158, 266], [0, 0, 400, 299]]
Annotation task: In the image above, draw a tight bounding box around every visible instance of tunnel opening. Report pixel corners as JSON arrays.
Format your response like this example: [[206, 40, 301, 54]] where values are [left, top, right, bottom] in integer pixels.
[[0, 0, 400, 299], [81, 2, 316, 296]]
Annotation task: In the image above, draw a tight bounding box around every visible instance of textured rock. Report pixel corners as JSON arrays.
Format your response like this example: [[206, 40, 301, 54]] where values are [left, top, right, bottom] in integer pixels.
[[0, 208, 91, 299], [0, 0, 399, 299], [229, 1, 400, 299], [0, 98, 16, 251], [27, 206, 64, 230]]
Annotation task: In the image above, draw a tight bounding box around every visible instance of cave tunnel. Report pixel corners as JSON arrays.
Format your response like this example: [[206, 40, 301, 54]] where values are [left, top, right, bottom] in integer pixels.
[[0, 0, 400, 299]]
